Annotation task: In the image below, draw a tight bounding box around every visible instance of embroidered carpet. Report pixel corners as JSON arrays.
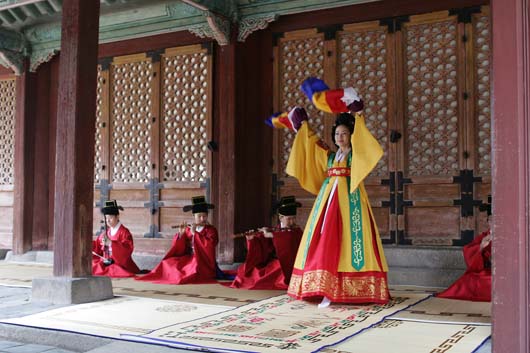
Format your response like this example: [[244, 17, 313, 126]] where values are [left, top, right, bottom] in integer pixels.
[[0, 296, 231, 338], [387, 296, 491, 325], [321, 319, 491, 353], [123, 292, 429, 353]]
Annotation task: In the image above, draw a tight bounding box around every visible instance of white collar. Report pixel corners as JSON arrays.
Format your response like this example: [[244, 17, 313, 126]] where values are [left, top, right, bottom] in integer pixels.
[[335, 148, 351, 162], [110, 222, 122, 236]]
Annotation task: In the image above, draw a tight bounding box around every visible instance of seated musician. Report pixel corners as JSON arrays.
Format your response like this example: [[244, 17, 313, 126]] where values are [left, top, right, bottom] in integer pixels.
[[92, 200, 140, 277], [230, 196, 303, 290], [136, 196, 218, 284], [437, 198, 492, 302]]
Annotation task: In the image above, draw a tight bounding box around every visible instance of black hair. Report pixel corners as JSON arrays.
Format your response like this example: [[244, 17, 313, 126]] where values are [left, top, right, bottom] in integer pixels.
[[331, 113, 355, 146]]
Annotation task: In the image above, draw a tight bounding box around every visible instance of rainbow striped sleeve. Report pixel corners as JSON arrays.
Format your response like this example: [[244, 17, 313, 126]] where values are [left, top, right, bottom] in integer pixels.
[[301, 77, 360, 114], [265, 111, 294, 130]]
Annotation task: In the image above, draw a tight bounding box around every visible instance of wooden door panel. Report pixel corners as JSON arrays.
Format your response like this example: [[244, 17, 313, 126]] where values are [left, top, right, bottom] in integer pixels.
[[93, 44, 213, 253], [404, 206, 460, 242], [338, 21, 394, 242], [0, 78, 15, 249], [273, 28, 328, 228], [364, 181, 391, 241], [398, 11, 467, 245], [159, 185, 206, 237]]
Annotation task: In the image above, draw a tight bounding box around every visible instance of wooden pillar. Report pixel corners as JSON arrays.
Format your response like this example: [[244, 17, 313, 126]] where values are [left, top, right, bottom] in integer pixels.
[[53, 0, 100, 277], [214, 39, 236, 263], [32, 62, 52, 250], [13, 62, 36, 255], [491, 0, 530, 352]]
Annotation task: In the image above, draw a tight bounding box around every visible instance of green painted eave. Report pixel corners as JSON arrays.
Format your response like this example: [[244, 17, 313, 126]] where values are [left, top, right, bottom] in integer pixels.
[[1, 0, 381, 72], [238, 0, 379, 17]]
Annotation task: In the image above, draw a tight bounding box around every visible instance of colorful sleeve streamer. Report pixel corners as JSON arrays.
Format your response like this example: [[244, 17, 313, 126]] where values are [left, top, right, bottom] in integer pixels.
[[265, 107, 307, 131], [301, 77, 361, 114], [265, 111, 293, 130]]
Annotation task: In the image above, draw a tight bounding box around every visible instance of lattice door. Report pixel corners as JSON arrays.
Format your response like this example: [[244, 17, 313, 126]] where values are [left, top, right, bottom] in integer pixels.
[[93, 45, 213, 244], [469, 7, 491, 235], [396, 7, 491, 245], [273, 23, 395, 239], [273, 28, 329, 226], [337, 21, 394, 242], [0, 77, 15, 248], [272, 6, 491, 247], [157, 44, 213, 238]]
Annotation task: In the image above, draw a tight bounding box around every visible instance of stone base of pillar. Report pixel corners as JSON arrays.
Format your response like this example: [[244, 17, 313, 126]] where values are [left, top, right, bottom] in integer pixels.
[[32, 276, 113, 304]]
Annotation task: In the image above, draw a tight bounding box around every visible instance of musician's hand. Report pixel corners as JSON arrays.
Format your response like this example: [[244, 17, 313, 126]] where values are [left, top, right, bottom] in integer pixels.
[[258, 228, 273, 238], [177, 222, 187, 236], [245, 234, 255, 240], [480, 233, 492, 251], [190, 223, 196, 234], [263, 231, 274, 238]]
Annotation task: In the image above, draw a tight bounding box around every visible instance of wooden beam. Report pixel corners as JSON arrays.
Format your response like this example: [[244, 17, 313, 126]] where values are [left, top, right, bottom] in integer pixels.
[[31, 61, 52, 250], [213, 37, 236, 263], [269, 0, 489, 33], [53, 0, 100, 277], [13, 61, 36, 255], [491, 0, 530, 351]]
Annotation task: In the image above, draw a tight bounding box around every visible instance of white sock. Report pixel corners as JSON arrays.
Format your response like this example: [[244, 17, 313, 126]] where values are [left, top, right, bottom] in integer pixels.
[[318, 296, 331, 309]]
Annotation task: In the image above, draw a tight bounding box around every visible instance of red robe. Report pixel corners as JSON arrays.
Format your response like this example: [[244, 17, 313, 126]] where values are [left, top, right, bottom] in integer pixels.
[[230, 227, 303, 290], [437, 230, 491, 302], [92, 224, 140, 278], [136, 225, 218, 284]]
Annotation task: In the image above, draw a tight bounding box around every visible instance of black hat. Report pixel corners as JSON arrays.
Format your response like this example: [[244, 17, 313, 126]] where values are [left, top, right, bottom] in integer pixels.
[[276, 196, 302, 216], [102, 200, 124, 215], [183, 196, 215, 214]]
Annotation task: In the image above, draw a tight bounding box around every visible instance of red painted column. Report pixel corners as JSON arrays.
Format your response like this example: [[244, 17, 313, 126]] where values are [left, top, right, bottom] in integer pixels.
[[214, 38, 236, 263], [491, 0, 530, 351], [53, 0, 100, 277], [13, 62, 36, 255]]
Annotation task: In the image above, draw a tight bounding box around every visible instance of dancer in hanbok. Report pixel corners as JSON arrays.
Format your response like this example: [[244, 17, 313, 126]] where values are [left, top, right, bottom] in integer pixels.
[[267, 78, 389, 307]]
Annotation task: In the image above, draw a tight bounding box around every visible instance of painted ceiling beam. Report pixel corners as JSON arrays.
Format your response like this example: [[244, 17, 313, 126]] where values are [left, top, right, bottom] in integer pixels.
[[8, 7, 26, 22], [34, 1, 55, 15], [0, 10, 15, 24], [20, 3, 41, 17], [47, 0, 61, 12], [0, 26, 27, 74], [181, 0, 238, 21], [0, 0, 45, 11], [181, 0, 237, 46]]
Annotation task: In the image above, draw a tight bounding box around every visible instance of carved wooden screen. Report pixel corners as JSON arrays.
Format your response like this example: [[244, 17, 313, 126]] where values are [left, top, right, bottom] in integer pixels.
[[0, 77, 15, 248], [158, 45, 212, 238], [93, 45, 213, 251], [337, 21, 394, 242], [470, 7, 491, 235], [273, 29, 328, 225], [273, 6, 491, 247], [397, 8, 491, 245], [397, 11, 464, 245]]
